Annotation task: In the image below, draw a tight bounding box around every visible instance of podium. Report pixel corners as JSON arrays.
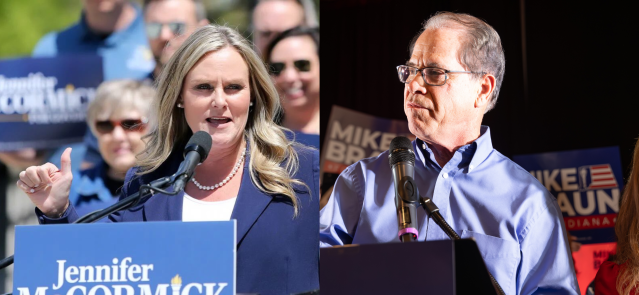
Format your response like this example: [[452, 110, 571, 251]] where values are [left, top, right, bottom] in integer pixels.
[[12, 221, 236, 295], [320, 239, 498, 295]]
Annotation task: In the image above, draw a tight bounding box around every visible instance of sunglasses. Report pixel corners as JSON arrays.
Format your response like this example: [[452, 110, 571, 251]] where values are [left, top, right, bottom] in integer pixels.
[[269, 60, 311, 76], [95, 119, 147, 134], [146, 22, 186, 39]]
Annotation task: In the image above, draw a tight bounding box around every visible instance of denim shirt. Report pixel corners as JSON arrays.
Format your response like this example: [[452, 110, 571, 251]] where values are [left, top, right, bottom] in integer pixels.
[[320, 126, 580, 295], [70, 161, 119, 218]]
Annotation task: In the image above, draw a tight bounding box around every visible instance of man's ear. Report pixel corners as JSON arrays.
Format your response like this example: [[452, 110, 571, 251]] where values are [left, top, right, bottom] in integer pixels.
[[475, 74, 496, 109]]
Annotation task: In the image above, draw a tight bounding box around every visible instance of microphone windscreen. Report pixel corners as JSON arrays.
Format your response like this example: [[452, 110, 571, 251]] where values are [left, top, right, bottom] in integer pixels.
[[389, 136, 415, 166], [185, 131, 213, 161]]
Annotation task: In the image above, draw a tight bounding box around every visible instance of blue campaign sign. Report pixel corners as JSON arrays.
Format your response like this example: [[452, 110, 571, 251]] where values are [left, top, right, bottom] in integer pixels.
[[513, 147, 623, 244], [13, 221, 236, 295], [0, 55, 103, 151]]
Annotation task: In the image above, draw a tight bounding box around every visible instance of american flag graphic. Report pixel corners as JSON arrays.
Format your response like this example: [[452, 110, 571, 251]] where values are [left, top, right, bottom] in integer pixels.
[[579, 164, 618, 189]]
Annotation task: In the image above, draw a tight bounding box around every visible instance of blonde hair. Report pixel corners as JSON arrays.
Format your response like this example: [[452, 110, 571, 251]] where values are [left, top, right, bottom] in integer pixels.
[[616, 138, 639, 294], [86, 79, 155, 135], [137, 24, 308, 214]]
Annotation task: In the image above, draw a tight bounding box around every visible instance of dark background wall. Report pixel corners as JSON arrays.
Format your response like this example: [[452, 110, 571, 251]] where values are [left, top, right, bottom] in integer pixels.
[[320, 0, 639, 178]]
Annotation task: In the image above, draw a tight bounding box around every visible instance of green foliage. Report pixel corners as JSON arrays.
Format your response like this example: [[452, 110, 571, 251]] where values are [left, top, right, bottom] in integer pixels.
[[0, 0, 83, 58]]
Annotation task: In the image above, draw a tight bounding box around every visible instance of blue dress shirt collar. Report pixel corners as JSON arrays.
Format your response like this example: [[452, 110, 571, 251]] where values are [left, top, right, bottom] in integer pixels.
[[416, 125, 493, 173]]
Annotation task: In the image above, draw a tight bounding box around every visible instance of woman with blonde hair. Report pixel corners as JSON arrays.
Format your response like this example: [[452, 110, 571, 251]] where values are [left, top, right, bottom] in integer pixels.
[[595, 139, 639, 294], [17, 25, 319, 295]]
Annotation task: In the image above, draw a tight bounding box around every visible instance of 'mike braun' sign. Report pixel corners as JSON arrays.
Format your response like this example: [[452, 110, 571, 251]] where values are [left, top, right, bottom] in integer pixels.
[[13, 221, 236, 295]]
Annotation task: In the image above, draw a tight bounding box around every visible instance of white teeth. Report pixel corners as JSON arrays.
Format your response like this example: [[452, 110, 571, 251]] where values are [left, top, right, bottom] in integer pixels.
[[286, 88, 302, 95]]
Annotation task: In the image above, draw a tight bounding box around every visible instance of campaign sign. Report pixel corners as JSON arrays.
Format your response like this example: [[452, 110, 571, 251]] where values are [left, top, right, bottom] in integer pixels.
[[320, 105, 414, 184], [513, 147, 622, 295], [13, 221, 235, 295], [0, 55, 102, 151]]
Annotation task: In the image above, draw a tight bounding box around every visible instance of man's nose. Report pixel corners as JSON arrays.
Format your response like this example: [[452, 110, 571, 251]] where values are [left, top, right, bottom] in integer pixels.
[[408, 74, 428, 95], [159, 25, 174, 41]]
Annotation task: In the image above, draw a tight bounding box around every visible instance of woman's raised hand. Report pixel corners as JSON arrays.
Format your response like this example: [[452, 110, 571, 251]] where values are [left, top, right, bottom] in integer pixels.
[[16, 147, 73, 218]]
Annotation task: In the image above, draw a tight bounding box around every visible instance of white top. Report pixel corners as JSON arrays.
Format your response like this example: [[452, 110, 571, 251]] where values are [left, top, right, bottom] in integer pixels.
[[182, 193, 237, 222]]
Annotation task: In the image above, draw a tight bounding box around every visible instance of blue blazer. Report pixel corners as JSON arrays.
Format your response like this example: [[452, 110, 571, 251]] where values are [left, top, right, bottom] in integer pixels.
[[39, 144, 320, 295]]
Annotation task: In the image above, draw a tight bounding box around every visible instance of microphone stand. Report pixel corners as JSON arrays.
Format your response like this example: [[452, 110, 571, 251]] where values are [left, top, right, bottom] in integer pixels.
[[0, 174, 181, 271], [419, 196, 506, 295]]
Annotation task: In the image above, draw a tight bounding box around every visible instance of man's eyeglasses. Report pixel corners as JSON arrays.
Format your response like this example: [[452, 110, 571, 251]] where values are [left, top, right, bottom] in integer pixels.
[[95, 119, 147, 134], [270, 60, 311, 76], [146, 22, 186, 39], [396, 65, 484, 86]]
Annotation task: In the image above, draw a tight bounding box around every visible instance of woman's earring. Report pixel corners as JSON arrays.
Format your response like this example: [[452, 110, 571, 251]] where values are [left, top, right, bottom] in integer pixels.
[[177, 103, 184, 108], [249, 102, 254, 107]]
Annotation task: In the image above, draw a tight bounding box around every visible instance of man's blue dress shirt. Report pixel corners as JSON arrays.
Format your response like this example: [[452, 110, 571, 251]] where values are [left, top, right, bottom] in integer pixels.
[[320, 126, 580, 295]]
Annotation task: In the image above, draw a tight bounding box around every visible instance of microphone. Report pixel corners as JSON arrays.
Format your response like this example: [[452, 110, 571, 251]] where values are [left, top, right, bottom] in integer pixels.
[[388, 136, 420, 242], [172, 131, 212, 192]]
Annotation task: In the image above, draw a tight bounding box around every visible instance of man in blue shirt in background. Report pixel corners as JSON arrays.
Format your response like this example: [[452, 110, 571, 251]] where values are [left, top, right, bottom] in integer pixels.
[[32, 0, 155, 170], [33, 0, 155, 81], [319, 12, 580, 295]]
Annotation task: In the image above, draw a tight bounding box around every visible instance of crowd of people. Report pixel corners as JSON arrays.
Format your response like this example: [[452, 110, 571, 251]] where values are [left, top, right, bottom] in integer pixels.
[[0, 0, 319, 293]]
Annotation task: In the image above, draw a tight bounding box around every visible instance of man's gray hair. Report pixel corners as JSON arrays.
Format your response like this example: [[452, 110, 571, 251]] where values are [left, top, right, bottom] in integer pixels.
[[143, 0, 207, 22], [420, 12, 505, 112]]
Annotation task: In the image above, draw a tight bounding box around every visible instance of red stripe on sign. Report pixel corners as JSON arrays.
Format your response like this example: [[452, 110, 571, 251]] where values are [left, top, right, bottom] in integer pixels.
[[589, 184, 617, 189], [591, 172, 611, 176], [564, 213, 617, 231], [591, 165, 609, 169], [323, 161, 349, 174]]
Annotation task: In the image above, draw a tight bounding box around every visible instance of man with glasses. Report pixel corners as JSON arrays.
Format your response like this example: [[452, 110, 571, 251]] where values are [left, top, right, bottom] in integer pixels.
[[320, 12, 579, 294], [143, 0, 209, 79]]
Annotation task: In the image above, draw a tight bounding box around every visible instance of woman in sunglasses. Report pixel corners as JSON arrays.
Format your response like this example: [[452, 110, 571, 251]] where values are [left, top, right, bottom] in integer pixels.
[[266, 26, 320, 148], [17, 25, 319, 295], [74, 80, 154, 216]]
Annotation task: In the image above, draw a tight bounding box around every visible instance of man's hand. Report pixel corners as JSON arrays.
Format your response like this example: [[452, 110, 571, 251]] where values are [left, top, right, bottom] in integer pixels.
[[16, 147, 73, 218]]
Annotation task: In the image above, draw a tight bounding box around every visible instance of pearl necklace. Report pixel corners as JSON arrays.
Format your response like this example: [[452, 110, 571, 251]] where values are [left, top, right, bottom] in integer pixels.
[[191, 148, 246, 191]]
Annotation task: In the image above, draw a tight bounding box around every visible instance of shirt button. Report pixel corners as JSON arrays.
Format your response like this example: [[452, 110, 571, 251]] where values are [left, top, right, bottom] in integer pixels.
[[469, 164, 474, 170], [442, 173, 448, 179]]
